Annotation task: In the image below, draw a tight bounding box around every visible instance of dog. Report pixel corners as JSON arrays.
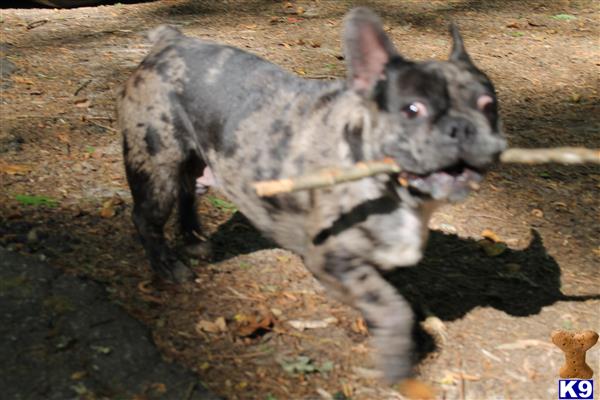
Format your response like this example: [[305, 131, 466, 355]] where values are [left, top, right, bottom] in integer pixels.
[[118, 8, 506, 383]]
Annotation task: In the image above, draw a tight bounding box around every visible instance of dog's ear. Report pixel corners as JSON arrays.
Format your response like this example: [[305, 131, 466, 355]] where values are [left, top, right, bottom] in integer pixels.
[[343, 8, 399, 94], [449, 23, 473, 64]]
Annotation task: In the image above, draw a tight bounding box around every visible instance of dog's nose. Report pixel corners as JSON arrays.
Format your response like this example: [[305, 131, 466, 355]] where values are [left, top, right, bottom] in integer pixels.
[[444, 117, 476, 140]]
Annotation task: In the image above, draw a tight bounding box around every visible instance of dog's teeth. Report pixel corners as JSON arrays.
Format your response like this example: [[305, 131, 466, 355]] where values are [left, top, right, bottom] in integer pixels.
[[468, 181, 480, 191]]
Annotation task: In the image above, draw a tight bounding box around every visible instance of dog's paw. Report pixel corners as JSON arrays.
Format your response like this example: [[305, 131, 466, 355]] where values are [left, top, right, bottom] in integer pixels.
[[151, 255, 195, 283], [171, 260, 195, 283], [183, 241, 213, 260]]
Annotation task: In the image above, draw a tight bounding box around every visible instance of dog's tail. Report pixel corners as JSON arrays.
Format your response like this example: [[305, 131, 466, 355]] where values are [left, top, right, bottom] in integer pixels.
[[147, 25, 183, 44]]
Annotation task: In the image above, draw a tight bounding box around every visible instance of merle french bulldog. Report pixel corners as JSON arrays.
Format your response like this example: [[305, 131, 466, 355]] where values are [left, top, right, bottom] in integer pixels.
[[118, 8, 506, 383]]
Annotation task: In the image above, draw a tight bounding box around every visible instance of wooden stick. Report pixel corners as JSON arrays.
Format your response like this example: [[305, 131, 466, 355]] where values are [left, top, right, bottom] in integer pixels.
[[500, 147, 599, 165], [253, 147, 599, 197], [253, 158, 400, 197]]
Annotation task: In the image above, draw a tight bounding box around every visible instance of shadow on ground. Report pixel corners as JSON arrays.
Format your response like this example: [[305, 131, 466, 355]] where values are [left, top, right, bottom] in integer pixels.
[[207, 212, 599, 322], [205, 212, 600, 359], [0, 248, 219, 400]]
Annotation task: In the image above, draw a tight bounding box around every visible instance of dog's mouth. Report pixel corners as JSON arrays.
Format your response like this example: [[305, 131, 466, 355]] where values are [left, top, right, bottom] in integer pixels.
[[396, 162, 484, 201]]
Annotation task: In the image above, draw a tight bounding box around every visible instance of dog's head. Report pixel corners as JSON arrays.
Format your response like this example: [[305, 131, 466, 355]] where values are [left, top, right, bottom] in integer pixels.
[[343, 8, 507, 201]]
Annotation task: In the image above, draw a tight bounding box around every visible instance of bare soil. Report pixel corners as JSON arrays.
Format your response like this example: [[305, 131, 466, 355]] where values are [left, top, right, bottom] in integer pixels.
[[1, 1, 599, 399]]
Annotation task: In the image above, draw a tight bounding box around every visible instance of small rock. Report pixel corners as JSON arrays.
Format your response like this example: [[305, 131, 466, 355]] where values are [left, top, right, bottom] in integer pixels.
[[439, 223, 457, 234], [531, 208, 544, 218], [27, 228, 39, 243], [0, 56, 16, 79]]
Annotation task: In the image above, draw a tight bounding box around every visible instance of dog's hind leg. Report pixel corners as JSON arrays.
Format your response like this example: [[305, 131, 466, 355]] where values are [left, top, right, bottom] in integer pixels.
[[124, 153, 193, 282], [178, 154, 212, 260]]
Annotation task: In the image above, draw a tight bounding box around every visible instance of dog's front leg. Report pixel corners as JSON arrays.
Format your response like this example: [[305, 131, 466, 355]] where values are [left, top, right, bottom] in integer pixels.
[[317, 254, 415, 383]]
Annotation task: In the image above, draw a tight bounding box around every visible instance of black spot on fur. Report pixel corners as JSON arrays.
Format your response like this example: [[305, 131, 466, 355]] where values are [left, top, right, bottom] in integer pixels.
[[343, 123, 364, 162], [137, 123, 145, 128], [160, 113, 170, 123], [313, 88, 341, 112], [250, 152, 260, 165], [133, 75, 144, 88], [269, 120, 293, 161], [139, 45, 173, 72], [144, 125, 163, 155], [364, 291, 381, 303], [155, 60, 170, 79], [357, 273, 369, 282], [147, 106, 154, 112], [122, 132, 130, 157], [206, 119, 222, 150], [261, 194, 303, 214], [323, 251, 357, 278]]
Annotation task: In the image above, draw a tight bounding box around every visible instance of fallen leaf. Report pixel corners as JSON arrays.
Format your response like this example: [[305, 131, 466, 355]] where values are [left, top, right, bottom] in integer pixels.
[[477, 239, 507, 257], [74, 98, 90, 108], [137, 280, 153, 294], [99, 202, 116, 218], [288, 317, 337, 331], [0, 162, 31, 175], [199, 362, 210, 371], [398, 378, 436, 400], [316, 388, 333, 400], [452, 371, 481, 381], [13, 76, 34, 85], [270, 307, 283, 317], [505, 263, 521, 274], [531, 208, 544, 218], [522, 357, 538, 380], [440, 371, 455, 385], [70, 371, 87, 380], [282, 292, 298, 302], [551, 14, 576, 21], [56, 132, 70, 143], [342, 382, 353, 398], [351, 317, 369, 335], [196, 317, 228, 334], [279, 356, 333, 375], [235, 312, 274, 337], [90, 345, 112, 354], [527, 20, 546, 27], [150, 383, 167, 394], [15, 194, 58, 207], [215, 316, 227, 332], [496, 339, 555, 350], [570, 93, 582, 103], [481, 229, 502, 243]]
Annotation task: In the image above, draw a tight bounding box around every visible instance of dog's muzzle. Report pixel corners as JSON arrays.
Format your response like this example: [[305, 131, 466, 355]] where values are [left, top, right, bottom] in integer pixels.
[[398, 162, 484, 201]]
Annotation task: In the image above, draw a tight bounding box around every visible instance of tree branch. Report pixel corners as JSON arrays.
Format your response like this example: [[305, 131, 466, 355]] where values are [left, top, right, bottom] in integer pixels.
[[253, 147, 599, 197]]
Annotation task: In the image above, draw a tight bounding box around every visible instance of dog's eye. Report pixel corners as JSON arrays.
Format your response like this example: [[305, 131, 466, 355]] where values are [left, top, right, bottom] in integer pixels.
[[477, 94, 495, 114], [401, 102, 428, 119]]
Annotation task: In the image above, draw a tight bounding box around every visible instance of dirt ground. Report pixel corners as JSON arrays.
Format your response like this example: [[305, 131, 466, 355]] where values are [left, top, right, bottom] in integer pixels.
[[1, 1, 599, 399]]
